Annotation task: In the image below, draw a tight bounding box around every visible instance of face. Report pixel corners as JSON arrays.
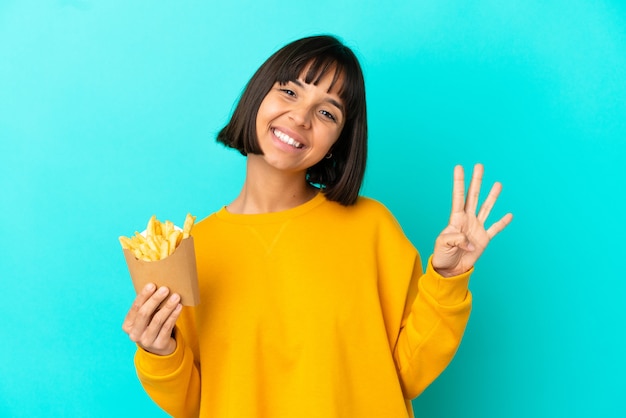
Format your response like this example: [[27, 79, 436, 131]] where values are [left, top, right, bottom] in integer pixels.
[[254, 69, 346, 176]]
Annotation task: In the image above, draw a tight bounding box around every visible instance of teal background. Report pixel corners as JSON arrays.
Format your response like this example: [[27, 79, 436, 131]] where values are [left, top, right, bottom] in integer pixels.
[[1, 0, 624, 416]]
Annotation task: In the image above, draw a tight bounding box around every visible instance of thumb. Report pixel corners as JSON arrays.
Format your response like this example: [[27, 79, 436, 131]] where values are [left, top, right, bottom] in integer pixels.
[[437, 231, 475, 252]]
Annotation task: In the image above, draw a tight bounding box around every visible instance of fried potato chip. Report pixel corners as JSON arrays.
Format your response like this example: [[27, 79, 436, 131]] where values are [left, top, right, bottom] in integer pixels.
[[167, 229, 182, 256], [182, 213, 196, 239], [118, 236, 134, 250], [159, 239, 169, 260], [119, 213, 196, 261]]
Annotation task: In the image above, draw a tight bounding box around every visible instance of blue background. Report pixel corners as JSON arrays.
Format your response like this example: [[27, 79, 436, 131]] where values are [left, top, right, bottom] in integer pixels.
[[1, 1, 624, 416]]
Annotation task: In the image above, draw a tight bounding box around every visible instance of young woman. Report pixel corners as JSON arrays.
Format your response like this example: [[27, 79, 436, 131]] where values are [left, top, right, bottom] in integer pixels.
[[123, 35, 512, 418]]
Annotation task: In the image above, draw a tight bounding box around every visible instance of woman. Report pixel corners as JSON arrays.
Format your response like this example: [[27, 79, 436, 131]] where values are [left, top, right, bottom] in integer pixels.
[[123, 35, 512, 418]]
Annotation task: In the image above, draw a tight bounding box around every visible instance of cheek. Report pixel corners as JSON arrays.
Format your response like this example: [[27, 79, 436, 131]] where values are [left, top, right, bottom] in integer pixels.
[[256, 99, 269, 125], [327, 124, 345, 147], [257, 94, 283, 118], [255, 99, 276, 136]]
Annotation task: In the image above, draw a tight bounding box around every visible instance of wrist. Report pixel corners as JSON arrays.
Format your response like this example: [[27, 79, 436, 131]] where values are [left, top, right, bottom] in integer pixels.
[[424, 257, 473, 306], [433, 266, 465, 278]]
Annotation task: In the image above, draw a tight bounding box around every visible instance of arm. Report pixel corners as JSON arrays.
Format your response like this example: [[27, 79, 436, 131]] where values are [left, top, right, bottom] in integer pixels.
[[123, 284, 201, 417], [393, 256, 472, 399], [134, 321, 201, 418], [395, 163, 511, 398]]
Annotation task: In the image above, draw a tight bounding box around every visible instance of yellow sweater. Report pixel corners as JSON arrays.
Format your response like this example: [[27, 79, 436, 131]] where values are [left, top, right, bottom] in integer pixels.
[[134, 193, 472, 418]]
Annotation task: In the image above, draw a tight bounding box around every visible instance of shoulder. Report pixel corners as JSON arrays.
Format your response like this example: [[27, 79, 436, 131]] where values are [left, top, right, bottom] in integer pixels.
[[323, 194, 390, 213], [354, 196, 392, 213], [190, 210, 221, 236], [321, 195, 402, 230], [349, 196, 415, 253], [351, 196, 399, 223]]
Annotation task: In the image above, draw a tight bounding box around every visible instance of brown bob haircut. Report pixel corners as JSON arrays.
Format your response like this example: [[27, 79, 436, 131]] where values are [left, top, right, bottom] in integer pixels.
[[216, 35, 367, 206]]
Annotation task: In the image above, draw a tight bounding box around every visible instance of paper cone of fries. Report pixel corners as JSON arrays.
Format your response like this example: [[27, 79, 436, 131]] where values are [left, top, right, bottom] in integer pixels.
[[120, 214, 200, 306]]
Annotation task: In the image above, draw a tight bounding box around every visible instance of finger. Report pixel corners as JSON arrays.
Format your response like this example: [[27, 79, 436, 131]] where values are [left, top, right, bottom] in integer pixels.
[[477, 181, 503, 224], [486, 212, 514, 239], [153, 302, 183, 350], [127, 286, 171, 342], [437, 231, 475, 252], [450, 165, 466, 217], [465, 163, 484, 214], [141, 293, 182, 350], [122, 283, 156, 334]]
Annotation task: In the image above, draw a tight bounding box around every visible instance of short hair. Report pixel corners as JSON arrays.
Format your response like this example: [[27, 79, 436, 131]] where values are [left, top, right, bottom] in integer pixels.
[[217, 35, 367, 206]]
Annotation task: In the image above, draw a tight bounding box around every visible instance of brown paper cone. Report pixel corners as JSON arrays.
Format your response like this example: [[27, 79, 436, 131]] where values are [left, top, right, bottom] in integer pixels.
[[123, 236, 200, 306]]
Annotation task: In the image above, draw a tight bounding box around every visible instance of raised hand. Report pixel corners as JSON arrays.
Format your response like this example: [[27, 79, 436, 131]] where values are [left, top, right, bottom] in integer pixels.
[[432, 163, 513, 278]]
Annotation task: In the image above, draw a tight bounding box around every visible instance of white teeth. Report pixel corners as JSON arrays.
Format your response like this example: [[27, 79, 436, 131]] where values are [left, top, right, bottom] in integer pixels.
[[273, 129, 303, 148]]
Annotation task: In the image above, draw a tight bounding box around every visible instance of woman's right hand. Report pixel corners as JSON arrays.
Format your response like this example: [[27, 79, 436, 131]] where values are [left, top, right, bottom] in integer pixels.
[[122, 283, 183, 356]]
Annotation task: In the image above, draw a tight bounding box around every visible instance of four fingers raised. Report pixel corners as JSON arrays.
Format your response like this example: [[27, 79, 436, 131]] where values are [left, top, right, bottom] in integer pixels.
[[452, 163, 512, 235]]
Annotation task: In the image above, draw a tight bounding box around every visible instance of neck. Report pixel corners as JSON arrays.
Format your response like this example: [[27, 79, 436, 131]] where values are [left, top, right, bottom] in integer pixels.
[[227, 155, 318, 214]]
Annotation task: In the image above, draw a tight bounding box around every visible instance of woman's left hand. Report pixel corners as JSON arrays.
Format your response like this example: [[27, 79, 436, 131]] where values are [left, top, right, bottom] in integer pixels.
[[432, 163, 513, 277]]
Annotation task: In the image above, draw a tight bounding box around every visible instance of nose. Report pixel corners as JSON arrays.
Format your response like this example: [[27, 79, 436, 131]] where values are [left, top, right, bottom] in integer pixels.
[[288, 104, 312, 128]]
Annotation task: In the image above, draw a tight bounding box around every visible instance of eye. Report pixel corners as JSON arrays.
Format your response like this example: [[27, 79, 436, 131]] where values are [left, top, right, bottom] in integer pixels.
[[319, 109, 337, 122], [280, 88, 296, 97]]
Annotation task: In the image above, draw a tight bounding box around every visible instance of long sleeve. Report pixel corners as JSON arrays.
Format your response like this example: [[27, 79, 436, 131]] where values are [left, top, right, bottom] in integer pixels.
[[369, 200, 472, 401], [393, 255, 472, 399], [128, 194, 474, 417], [134, 307, 201, 418]]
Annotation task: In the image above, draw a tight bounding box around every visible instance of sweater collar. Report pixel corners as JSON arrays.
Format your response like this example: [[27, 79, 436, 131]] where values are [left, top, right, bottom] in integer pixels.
[[216, 192, 327, 224]]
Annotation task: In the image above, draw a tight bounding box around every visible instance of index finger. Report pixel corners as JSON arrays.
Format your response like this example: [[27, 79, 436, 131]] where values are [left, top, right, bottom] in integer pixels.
[[122, 283, 156, 331]]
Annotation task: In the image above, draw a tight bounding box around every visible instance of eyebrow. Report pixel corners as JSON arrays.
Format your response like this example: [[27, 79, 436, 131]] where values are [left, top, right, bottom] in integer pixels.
[[292, 79, 345, 117]]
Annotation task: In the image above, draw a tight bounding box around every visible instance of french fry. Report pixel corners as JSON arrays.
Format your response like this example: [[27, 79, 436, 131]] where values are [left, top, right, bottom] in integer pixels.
[[182, 213, 196, 239], [154, 218, 163, 236], [167, 229, 181, 256], [119, 213, 196, 261], [133, 231, 147, 245], [159, 238, 169, 260], [131, 248, 144, 260], [164, 220, 174, 238], [139, 241, 157, 261], [119, 236, 134, 250], [146, 235, 159, 254], [146, 215, 157, 237]]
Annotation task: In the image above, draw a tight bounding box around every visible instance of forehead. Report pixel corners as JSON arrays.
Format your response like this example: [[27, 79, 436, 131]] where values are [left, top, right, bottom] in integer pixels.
[[294, 70, 345, 101], [301, 61, 344, 92], [277, 57, 347, 97]]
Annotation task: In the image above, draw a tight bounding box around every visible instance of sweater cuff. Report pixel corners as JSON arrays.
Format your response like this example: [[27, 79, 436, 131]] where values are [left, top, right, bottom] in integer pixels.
[[422, 256, 472, 306], [134, 327, 186, 378]]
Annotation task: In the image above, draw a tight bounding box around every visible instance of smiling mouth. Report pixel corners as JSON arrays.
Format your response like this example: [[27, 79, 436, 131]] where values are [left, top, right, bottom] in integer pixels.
[[273, 128, 304, 149]]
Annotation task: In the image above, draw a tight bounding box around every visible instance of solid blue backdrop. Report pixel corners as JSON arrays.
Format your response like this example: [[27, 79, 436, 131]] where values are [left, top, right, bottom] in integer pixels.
[[1, 1, 624, 416]]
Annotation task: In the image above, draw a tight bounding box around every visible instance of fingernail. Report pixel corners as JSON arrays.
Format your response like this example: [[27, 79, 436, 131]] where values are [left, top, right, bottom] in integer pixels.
[[157, 286, 168, 296], [145, 283, 156, 292], [170, 294, 180, 303]]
